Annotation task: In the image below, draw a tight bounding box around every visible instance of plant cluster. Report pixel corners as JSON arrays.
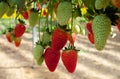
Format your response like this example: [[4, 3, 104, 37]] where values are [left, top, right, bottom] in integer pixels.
[[0, 0, 120, 73]]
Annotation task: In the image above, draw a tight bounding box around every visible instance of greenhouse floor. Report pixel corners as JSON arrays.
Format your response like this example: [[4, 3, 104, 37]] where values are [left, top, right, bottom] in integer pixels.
[[0, 28, 120, 79]]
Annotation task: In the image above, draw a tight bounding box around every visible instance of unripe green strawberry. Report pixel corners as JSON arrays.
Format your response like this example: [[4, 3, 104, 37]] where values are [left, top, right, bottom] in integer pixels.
[[37, 55, 44, 65], [33, 44, 44, 61], [6, 7, 15, 17], [0, 2, 9, 18], [29, 11, 39, 28], [92, 14, 111, 50], [95, 0, 110, 10], [57, 1, 72, 26], [42, 32, 51, 46]]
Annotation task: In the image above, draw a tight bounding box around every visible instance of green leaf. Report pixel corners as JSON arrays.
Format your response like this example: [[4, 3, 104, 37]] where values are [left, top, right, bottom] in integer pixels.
[[13, 0, 25, 9], [82, 0, 95, 10]]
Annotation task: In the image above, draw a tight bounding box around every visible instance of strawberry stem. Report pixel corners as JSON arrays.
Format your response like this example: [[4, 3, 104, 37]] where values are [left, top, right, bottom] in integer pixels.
[[50, 0, 53, 31], [38, 12, 41, 42], [71, 3, 74, 34], [64, 43, 80, 52]]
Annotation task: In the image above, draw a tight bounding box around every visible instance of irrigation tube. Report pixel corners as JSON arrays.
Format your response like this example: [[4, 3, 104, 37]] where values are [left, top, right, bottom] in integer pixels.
[[32, 26, 37, 48]]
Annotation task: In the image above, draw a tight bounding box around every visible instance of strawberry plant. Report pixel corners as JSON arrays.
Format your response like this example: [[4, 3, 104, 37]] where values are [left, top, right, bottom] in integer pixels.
[[0, 0, 120, 73]]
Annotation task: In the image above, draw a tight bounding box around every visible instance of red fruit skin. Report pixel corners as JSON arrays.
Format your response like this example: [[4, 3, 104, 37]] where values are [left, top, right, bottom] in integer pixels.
[[68, 33, 76, 45], [6, 32, 12, 43], [68, 34, 74, 45], [14, 24, 26, 37], [62, 50, 77, 73], [116, 18, 120, 31], [44, 47, 60, 72], [14, 37, 22, 47], [86, 22, 93, 34], [117, 24, 120, 32], [51, 28, 68, 51], [88, 33, 94, 44], [22, 12, 29, 20]]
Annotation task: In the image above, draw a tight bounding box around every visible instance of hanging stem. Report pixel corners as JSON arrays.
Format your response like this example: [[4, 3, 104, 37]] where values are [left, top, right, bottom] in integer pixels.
[[45, 3, 49, 28], [38, 12, 41, 43], [15, 11, 20, 24], [71, 3, 74, 34], [45, 0, 53, 32], [50, 0, 53, 30]]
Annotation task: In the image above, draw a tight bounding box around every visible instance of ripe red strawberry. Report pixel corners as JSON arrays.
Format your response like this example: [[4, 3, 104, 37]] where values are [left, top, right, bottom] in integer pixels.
[[44, 47, 60, 72], [86, 22, 93, 34], [22, 11, 29, 20], [117, 24, 120, 32], [14, 37, 22, 47], [14, 24, 26, 37], [88, 33, 94, 44], [51, 28, 68, 51], [62, 50, 77, 73], [6, 32, 12, 43]]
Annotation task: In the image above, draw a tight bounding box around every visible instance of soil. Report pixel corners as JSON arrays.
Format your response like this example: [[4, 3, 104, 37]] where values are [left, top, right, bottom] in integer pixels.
[[0, 27, 120, 79]]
